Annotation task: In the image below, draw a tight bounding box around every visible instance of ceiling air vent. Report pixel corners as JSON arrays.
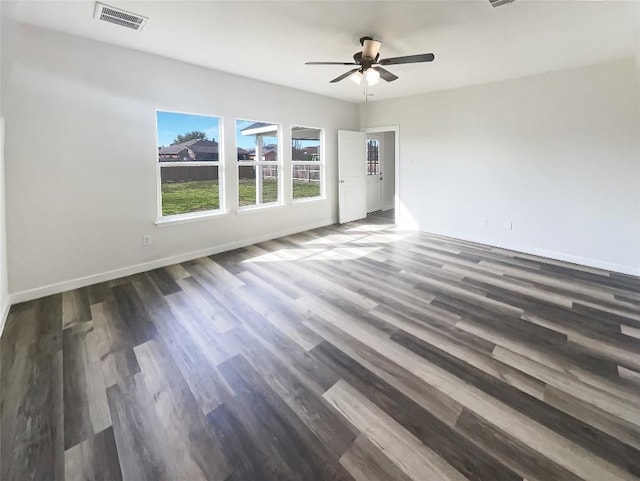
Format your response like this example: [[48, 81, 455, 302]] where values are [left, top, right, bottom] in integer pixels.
[[489, 0, 516, 7], [94, 2, 148, 31]]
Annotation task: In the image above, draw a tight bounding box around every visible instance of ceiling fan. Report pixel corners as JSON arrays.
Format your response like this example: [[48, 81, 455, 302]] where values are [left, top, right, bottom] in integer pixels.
[[305, 36, 435, 85]]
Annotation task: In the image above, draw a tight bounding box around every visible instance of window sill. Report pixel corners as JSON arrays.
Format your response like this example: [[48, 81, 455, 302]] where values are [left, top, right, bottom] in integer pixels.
[[236, 202, 285, 215], [155, 210, 226, 228], [291, 196, 325, 205]]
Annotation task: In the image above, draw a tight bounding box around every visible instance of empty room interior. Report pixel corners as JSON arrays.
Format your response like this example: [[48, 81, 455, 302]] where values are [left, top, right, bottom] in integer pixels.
[[1, 1, 640, 480]]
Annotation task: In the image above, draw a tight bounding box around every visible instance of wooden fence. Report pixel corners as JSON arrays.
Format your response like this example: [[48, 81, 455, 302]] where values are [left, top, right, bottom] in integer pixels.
[[161, 165, 319, 182]]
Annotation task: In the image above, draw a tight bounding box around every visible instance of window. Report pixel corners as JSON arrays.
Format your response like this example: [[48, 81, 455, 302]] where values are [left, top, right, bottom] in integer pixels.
[[157, 111, 222, 218], [367, 139, 380, 175], [291, 126, 323, 200], [236, 120, 281, 207]]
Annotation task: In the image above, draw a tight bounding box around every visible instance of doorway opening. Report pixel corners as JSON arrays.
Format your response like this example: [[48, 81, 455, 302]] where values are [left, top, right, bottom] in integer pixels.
[[363, 127, 397, 223]]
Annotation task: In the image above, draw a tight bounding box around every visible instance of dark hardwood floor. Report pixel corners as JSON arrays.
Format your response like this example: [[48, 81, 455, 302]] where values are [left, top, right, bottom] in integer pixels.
[[2, 211, 640, 481]]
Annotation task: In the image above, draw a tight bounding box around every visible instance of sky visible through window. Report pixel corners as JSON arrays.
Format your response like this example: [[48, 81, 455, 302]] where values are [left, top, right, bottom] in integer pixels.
[[156, 111, 257, 149]]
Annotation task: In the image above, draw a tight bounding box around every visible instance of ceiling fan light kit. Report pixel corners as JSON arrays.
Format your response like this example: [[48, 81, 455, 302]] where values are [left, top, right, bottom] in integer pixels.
[[365, 68, 380, 86], [349, 68, 381, 87], [349, 71, 363, 85], [305, 36, 435, 90]]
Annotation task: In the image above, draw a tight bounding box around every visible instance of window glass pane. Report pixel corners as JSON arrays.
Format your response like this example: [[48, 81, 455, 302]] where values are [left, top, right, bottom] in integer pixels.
[[157, 111, 220, 162], [236, 120, 279, 162], [367, 139, 380, 175], [260, 165, 278, 204], [237, 119, 280, 207], [292, 126, 321, 161], [293, 165, 321, 199], [292, 126, 322, 200], [161, 166, 219, 216], [262, 135, 278, 162], [239, 166, 256, 206]]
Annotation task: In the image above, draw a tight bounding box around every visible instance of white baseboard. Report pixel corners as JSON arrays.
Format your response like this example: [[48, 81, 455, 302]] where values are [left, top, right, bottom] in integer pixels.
[[0, 298, 10, 339], [422, 229, 640, 277], [10, 218, 336, 305]]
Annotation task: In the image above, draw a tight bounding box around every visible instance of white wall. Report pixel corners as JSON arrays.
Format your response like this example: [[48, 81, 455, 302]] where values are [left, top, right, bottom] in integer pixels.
[[0, 118, 9, 331], [0, 15, 14, 331], [361, 59, 640, 275], [3, 22, 358, 300]]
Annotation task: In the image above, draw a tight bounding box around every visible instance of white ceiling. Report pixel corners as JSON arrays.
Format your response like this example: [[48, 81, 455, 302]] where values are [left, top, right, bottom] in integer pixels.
[[3, 0, 639, 103]]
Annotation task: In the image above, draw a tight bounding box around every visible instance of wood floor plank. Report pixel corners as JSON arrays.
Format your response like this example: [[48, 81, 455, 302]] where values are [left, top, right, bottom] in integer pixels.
[[133, 339, 230, 480], [455, 408, 584, 481], [146, 267, 182, 296], [62, 288, 92, 329], [106, 374, 183, 481], [304, 314, 465, 428], [175, 276, 238, 333], [218, 354, 356, 481], [392, 330, 640, 474], [324, 379, 469, 481], [232, 326, 358, 459], [3, 211, 640, 481], [132, 274, 235, 414], [63, 322, 111, 450], [381, 309, 546, 399], [235, 271, 322, 351], [492, 345, 640, 427], [458, 319, 636, 400], [64, 427, 123, 481], [207, 403, 284, 481], [543, 385, 640, 454], [313, 340, 522, 481], [339, 435, 414, 481], [217, 287, 342, 394], [313, 300, 638, 481], [1, 296, 65, 481]]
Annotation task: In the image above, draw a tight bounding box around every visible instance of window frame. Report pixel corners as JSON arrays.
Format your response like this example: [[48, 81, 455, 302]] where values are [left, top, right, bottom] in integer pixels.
[[155, 109, 225, 223], [291, 126, 325, 203], [236, 118, 283, 211]]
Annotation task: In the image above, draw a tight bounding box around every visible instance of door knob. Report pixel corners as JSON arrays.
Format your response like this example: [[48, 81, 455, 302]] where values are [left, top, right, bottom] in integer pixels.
[[340, 180, 345, 183]]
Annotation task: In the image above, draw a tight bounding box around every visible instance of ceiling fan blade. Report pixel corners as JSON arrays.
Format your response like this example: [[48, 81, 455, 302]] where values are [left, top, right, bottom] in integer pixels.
[[330, 68, 360, 83], [374, 67, 399, 82], [305, 61, 358, 65], [362, 39, 382, 59], [379, 53, 435, 65]]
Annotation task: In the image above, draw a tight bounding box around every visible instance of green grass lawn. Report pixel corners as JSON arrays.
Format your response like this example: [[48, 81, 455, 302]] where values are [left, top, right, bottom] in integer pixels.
[[161, 180, 219, 216], [161, 179, 320, 216], [293, 181, 320, 199]]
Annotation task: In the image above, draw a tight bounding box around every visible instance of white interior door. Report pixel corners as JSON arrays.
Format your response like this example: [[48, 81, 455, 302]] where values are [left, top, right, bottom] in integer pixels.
[[338, 130, 367, 224], [366, 134, 384, 213]]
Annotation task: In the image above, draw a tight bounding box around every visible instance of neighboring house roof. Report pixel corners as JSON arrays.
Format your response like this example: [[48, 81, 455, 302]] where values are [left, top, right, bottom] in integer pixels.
[[158, 139, 219, 160]]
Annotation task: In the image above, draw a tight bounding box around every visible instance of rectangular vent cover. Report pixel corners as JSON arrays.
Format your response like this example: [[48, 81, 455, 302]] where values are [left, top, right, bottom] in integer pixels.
[[94, 3, 148, 31], [489, 0, 516, 7]]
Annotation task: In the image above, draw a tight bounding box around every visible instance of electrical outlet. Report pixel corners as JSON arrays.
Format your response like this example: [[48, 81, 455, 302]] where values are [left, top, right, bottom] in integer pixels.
[[504, 220, 512, 231], [484, 219, 489, 227], [142, 235, 151, 247]]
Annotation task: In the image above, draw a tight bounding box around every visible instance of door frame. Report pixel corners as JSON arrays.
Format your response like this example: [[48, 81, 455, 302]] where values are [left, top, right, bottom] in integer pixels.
[[361, 125, 400, 225]]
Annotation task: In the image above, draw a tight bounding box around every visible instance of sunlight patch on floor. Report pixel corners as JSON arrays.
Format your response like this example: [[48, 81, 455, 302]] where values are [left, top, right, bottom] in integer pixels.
[[242, 246, 383, 263], [303, 232, 412, 246]]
